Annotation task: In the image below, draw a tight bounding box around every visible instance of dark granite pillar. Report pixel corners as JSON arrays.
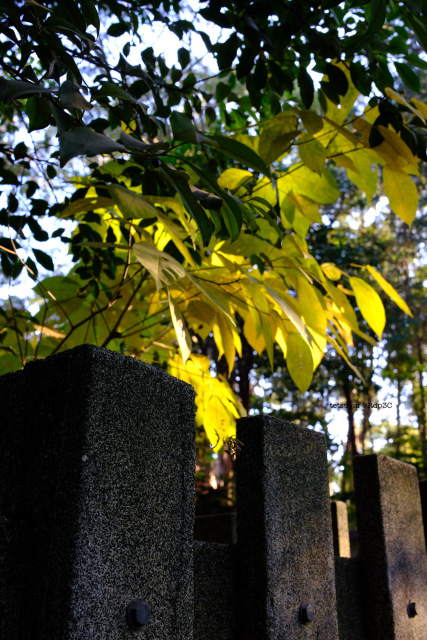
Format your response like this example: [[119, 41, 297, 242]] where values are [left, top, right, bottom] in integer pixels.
[[354, 454, 427, 640], [235, 416, 339, 640], [0, 344, 195, 640]]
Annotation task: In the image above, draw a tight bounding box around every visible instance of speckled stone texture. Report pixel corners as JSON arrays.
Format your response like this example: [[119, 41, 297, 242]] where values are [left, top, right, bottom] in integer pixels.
[[193, 541, 237, 640], [331, 501, 351, 558], [419, 480, 427, 550], [334, 558, 367, 640], [235, 416, 339, 640], [0, 344, 195, 640], [354, 454, 427, 640]]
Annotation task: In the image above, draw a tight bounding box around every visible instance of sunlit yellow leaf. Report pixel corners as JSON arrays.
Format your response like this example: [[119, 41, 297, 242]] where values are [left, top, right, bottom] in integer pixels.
[[321, 263, 341, 280], [217, 168, 252, 191], [259, 112, 299, 164], [385, 88, 425, 124], [168, 291, 192, 364], [377, 126, 418, 166], [383, 166, 417, 226], [298, 132, 328, 175], [366, 265, 412, 317], [286, 332, 313, 393], [278, 166, 340, 204], [349, 276, 385, 339]]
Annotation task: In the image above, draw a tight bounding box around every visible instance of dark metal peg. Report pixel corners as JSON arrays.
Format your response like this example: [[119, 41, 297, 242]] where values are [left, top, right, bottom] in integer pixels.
[[127, 598, 151, 629], [299, 603, 315, 623], [407, 602, 417, 618]]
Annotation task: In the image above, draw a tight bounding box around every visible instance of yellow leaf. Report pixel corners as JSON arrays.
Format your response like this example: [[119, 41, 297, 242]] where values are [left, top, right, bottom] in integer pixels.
[[33, 324, 65, 339], [278, 166, 340, 204], [349, 277, 385, 339], [286, 332, 313, 393], [321, 263, 342, 280], [385, 88, 425, 124], [287, 193, 321, 223], [217, 168, 252, 191], [168, 291, 192, 364], [377, 126, 418, 166], [213, 315, 236, 376], [366, 266, 412, 317], [410, 97, 427, 123], [259, 112, 299, 164], [383, 166, 418, 226]]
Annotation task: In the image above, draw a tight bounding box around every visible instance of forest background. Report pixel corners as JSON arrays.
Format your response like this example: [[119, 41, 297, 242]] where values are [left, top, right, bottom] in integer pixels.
[[0, 0, 426, 514]]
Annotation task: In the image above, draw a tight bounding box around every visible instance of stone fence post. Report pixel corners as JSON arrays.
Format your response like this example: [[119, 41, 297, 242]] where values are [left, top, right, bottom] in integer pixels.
[[0, 344, 195, 640]]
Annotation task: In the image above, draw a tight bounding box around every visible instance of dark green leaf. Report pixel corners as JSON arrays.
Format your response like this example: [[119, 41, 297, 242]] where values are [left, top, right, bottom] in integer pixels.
[[33, 249, 54, 271], [395, 62, 421, 93], [0, 78, 54, 102], [214, 33, 241, 70], [171, 111, 210, 144], [107, 21, 130, 37], [59, 127, 126, 166], [94, 82, 136, 102], [367, 0, 387, 34], [27, 217, 49, 242], [26, 96, 52, 132], [350, 62, 372, 96], [178, 47, 191, 69], [326, 64, 349, 96], [78, 0, 100, 33], [320, 81, 340, 105], [208, 135, 270, 176], [160, 165, 212, 246], [298, 66, 314, 109], [59, 81, 93, 111], [405, 53, 427, 70]]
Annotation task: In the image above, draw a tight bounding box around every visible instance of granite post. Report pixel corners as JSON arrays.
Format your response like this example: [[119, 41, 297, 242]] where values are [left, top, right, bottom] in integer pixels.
[[0, 344, 195, 640], [354, 454, 427, 640], [235, 416, 339, 640]]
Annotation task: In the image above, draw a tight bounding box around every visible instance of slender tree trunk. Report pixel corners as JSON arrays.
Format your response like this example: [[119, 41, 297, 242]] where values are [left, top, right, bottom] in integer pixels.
[[415, 335, 427, 474], [396, 379, 401, 458], [341, 374, 359, 494]]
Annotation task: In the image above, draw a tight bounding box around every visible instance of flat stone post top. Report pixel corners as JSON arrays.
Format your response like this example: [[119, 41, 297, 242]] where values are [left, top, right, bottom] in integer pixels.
[[354, 454, 427, 640], [0, 344, 196, 640], [236, 415, 339, 640]]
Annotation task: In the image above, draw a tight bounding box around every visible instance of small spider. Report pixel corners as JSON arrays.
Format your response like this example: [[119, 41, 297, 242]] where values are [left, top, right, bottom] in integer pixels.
[[210, 429, 244, 461]]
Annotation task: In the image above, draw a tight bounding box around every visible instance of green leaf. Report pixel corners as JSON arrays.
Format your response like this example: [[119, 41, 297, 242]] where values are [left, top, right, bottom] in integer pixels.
[[366, 265, 413, 317], [383, 166, 417, 226], [160, 165, 212, 245], [209, 135, 270, 176], [170, 111, 210, 144], [189, 185, 223, 210], [33, 249, 54, 271], [258, 113, 299, 165], [108, 184, 158, 219], [0, 78, 54, 102], [94, 82, 136, 102], [107, 21, 130, 37], [298, 66, 314, 109], [178, 47, 191, 69], [59, 81, 93, 111], [78, 0, 100, 33], [119, 131, 169, 153], [26, 96, 51, 132], [286, 332, 313, 393], [367, 0, 387, 34], [59, 127, 126, 166], [394, 62, 421, 93], [168, 290, 192, 363], [326, 63, 349, 96], [349, 276, 385, 339]]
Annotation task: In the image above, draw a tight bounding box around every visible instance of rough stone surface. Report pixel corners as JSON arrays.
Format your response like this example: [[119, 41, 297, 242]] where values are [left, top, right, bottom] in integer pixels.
[[334, 558, 366, 640], [235, 416, 339, 640], [354, 454, 427, 640], [419, 480, 427, 551], [194, 513, 237, 544], [194, 541, 237, 640], [0, 344, 196, 640], [331, 501, 351, 558]]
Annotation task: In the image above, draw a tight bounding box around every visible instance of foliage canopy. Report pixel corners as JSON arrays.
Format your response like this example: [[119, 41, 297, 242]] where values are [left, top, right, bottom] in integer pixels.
[[0, 0, 425, 448]]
